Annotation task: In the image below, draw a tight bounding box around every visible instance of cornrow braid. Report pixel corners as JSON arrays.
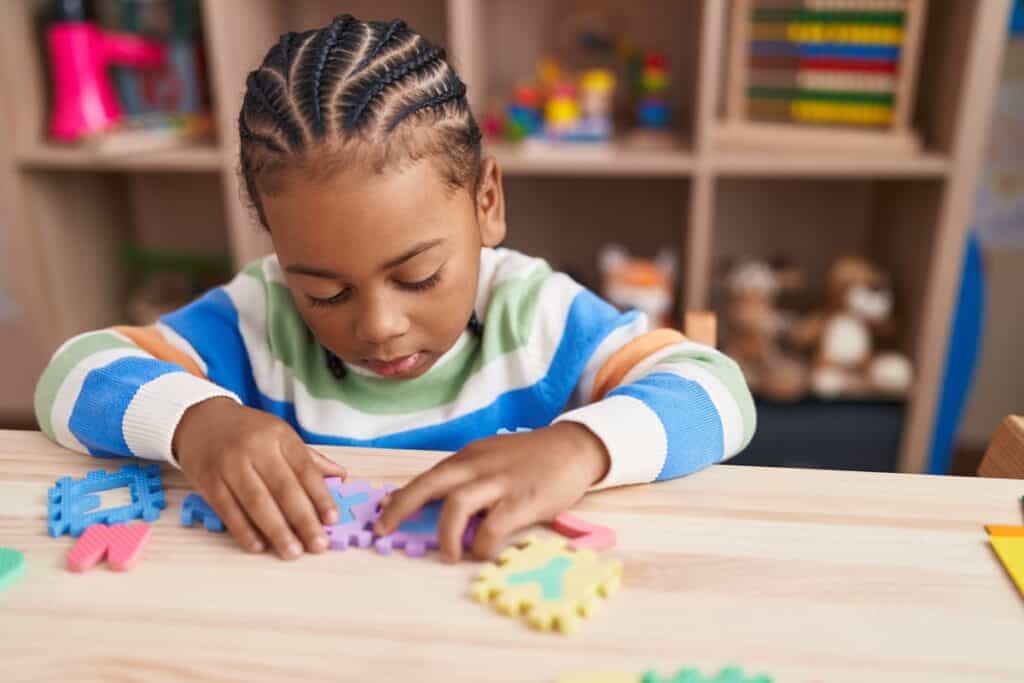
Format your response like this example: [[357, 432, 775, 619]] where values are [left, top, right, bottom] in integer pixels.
[[238, 14, 482, 229]]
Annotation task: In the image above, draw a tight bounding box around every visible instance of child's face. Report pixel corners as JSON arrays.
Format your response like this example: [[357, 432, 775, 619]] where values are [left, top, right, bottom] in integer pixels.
[[262, 157, 505, 380]]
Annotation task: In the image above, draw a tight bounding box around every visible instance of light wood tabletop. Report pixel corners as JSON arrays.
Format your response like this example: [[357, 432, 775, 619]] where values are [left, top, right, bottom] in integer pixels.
[[1, 429, 1022, 683]]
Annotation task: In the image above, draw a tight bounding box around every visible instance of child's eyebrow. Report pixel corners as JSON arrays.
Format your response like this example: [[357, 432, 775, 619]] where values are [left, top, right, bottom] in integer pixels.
[[284, 239, 445, 279]]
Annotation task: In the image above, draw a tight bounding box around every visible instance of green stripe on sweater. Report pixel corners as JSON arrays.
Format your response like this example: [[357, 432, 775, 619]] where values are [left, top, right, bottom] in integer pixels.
[[34, 331, 136, 439]]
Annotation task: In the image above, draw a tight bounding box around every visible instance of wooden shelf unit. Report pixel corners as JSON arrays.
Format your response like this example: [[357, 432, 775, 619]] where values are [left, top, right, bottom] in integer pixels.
[[0, 0, 1011, 472]]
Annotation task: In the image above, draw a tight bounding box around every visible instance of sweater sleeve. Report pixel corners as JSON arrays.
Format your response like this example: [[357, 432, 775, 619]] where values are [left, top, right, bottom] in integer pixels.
[[554, 315, 756, 490], [31, 266, 267, 466]]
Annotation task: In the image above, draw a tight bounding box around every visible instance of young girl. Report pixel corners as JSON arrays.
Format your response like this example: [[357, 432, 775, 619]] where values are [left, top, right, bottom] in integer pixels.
[[34, 15, 755, 563]]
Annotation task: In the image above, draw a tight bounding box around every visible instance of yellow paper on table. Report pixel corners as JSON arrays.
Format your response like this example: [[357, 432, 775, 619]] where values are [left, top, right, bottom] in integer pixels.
[[990, 535, 1024, 598]]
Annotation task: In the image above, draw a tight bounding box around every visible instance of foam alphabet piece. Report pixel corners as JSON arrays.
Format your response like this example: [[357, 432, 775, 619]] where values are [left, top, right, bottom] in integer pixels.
[[181, 493, 225, 532], [324, 478, 394, 551], [471, 535, 622, 634], [0, 547, 26, 592], [990, 535, 1024, 599], [552, 511, 618, 551], [48, 464, 166, 537], [67, 522, 151, 572], [372, 499, 482, 557], [641, 667, 773, 683], [985, 524, 1024, 537]]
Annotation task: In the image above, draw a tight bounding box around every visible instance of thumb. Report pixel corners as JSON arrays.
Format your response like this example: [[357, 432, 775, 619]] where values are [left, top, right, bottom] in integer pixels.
[[308, 447, 348, 479]]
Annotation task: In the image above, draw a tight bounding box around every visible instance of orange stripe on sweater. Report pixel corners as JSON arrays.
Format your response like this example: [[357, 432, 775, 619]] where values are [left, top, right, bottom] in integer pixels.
[[113, 326, 205, 378], [590, 328, 689, 402]]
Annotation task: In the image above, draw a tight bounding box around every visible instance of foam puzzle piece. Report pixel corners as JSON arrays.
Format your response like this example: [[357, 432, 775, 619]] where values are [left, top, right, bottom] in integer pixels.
[[67, 523, 151, 572], [0, 547, 26, 592], [48, 464, 166, 537], [986, 524, 1024, 537], [372, 499, 481, 557], [324, 478, 394, 551], [552, 511, 618, 551], [641, 667, 773, 683], [990, 535, 1024, 599], [181, 493, 225, 532], [471, 535, 622, 634]]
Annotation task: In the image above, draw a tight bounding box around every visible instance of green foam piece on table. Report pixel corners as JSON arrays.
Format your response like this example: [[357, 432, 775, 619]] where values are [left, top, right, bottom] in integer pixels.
[[642, 667, 773, 683], [0, 547, 26, 592]]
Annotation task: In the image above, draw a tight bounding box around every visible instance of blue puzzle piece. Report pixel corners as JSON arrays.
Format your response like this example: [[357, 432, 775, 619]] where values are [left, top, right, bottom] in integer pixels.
[[397, 500, 442, 534], [181, 493, 225, 532], [47, 464, 166, 537], [508, 555, 572, 600], [330, 490, 370, 525]]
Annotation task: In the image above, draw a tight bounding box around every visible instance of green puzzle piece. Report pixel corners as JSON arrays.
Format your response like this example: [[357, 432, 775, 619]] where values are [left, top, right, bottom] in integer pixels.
[[508, 555, 572, 600], [642, 667, 773, 683], [0, 547, 26, 592]]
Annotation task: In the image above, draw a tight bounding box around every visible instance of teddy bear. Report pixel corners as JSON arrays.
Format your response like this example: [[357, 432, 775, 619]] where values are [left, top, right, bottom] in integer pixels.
[[791, 256, 913, 399], [721, 259, 810, 402], [598, 244, 676, 328]]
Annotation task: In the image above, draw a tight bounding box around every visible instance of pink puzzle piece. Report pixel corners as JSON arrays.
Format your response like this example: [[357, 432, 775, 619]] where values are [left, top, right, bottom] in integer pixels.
[[552, 512, 617, 551], [323, 478, 395, 551], [67, 522, 151, 572]]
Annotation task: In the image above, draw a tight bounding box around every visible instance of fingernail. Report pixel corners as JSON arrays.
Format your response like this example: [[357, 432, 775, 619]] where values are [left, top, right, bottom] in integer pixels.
[[312, 536, 328, 552], [287, 542, 302, 558], [325, 509, 339, 524], [250, 540, 265, 553]]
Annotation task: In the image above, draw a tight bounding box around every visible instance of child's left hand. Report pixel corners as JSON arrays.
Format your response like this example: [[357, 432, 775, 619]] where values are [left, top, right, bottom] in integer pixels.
[[375, 423, 610, 562]]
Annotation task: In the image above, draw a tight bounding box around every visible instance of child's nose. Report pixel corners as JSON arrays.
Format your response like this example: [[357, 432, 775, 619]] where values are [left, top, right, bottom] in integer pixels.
[[355, 299, 409, 344]]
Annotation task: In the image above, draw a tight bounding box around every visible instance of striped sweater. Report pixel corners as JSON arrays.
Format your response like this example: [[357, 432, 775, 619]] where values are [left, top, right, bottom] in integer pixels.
[[34, 247, 756, 489]]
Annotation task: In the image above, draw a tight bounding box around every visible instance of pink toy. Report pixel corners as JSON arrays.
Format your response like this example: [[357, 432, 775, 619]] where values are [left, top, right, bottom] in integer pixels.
[[552, 512, 617, 551], [46, 2, 166, 142], [323, 478, 394, 551], [67, 522, 151, 572]]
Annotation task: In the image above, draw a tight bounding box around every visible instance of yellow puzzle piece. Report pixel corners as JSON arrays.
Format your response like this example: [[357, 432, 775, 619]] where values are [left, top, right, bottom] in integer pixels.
[[471, 535, 622, 634], [990, 535, 1024, 598]]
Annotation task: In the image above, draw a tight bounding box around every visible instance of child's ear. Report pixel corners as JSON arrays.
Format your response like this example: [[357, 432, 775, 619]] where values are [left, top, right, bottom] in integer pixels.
[[475, 157, 506, 248]]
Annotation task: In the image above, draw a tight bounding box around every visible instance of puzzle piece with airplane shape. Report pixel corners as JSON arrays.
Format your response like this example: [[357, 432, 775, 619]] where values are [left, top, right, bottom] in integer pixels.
[[48, 464, 166, 537], [324, 478, 394, 550], [471, 535, 622, 633], [181, 493, 225, 532]]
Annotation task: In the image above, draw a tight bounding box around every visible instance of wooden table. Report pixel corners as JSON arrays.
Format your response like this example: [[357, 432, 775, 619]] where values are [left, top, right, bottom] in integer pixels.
[[1, 429, 1022, 683]]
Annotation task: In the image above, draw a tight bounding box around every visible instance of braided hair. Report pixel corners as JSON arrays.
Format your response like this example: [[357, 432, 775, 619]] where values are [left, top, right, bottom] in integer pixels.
[[238, 15, 482, 228]]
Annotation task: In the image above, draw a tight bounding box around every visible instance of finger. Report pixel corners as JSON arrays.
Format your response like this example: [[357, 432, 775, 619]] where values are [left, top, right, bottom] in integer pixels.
[[290, 448, 342, 526], [470, 497, 541, 561], [254, 456, 329, 554], [437, 478, 504, 563], [309, 447, 347, 480], [206, 482, 265, 553], [375, 460, 477, 535], [228, 465, 304, 560]]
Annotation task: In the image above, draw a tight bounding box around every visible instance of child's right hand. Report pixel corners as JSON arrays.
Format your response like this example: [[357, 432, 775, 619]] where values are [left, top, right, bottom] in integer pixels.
[[172, 397, 346, 559]]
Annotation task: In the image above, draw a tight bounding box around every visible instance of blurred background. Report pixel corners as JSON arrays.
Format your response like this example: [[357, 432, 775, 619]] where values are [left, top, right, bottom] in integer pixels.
[[0, 0, 1020, 475]]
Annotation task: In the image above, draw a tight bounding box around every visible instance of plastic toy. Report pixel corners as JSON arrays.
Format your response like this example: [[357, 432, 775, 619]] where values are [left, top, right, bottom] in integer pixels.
[[48, 464, 166, 538], [0, 547, 26, 592], [67, 522, 151, 572], [545, 84, 582, 137], [373, 499, 481, 557], [181, 493, 225, 532], [576, 69, 615, 141], [552, 512, 617, 551], [505, 85, 543, 141], [325, 478, 393, 551], [599, 244, 676, 328], [637, 51, 670, 130], [642, 667, 773, 683], [988, 527, 1024, 599], [470, 535, 622, 634], [46, 0, 167, 141], [986, 525, 1024, 537]]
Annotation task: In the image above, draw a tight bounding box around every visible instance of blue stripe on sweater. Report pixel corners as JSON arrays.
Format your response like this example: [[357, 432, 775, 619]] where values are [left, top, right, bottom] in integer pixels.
[[608, 372, 723, 480], [68, 357, 184, 457]]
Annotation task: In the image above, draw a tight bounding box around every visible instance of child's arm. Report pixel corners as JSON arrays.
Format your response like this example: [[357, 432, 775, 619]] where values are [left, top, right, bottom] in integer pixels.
[[34, 266, 343, 558], [379, 264, 755, 561]]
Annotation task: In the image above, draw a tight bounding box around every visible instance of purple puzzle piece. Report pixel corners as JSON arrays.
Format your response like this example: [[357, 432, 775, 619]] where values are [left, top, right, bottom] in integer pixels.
[[323, 478, 394, 551], [372, 500, 481, 557]]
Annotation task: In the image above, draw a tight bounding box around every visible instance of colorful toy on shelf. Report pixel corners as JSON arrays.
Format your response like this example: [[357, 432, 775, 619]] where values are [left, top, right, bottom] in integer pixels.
[[719, 0, 928, 153], [637, 51, 670, 130], [599, 245, 676, 328], [544, 84, 582, 138], [67, 522, 151, 572], [790, 256, 914, 400], [576, 68, 616, 141], [504, 85, 544, 142], [45, 0, 167, 142]]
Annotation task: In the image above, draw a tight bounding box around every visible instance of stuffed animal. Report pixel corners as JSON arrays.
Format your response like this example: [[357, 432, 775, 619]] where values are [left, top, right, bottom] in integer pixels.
[[792, 256, 913, 399], [722, 260, 810, 402], [598, 245, 675, 328]]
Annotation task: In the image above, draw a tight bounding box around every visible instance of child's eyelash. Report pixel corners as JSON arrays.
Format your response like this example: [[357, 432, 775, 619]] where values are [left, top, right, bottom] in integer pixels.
[[307, 289, 351, 308], [398, 269, 442, 292]]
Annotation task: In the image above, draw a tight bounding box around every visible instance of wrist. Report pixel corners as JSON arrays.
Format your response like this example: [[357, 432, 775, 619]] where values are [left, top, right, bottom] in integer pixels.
[[172, 396, 238, 465], [548, 421, 611, 486]]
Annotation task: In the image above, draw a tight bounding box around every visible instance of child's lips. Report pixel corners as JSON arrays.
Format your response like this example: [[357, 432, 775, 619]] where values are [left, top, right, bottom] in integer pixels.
[[363, 353, 424, 377]]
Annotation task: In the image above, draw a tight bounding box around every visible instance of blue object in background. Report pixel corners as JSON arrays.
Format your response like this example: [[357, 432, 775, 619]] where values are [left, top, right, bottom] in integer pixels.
[[1012, 0, 1023, 36], [927, 232, 987, 474]]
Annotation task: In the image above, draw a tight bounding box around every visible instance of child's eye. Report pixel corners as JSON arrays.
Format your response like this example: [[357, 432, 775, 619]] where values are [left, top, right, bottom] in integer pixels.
[[397, 269, 442, 292], [307, 289, 352, 307]]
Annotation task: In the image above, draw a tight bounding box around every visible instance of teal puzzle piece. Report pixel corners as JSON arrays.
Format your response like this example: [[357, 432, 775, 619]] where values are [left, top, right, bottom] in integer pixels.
[[508, 555, 572, 600], [331, 490, 370, 524]]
